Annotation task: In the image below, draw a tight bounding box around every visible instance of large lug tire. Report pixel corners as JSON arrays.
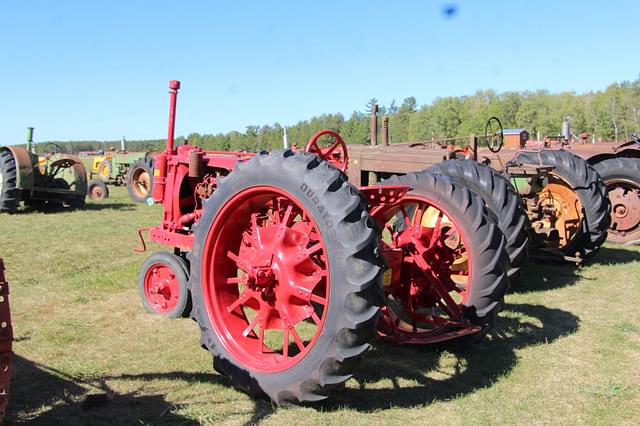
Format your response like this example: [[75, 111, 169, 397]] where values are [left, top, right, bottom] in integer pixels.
[[382, 171, 510, 339], [429, 159, 530, 281], [188, 150, 383, 404], [0, 150, 19, 213], [139, 251, 191, 318], [127, 159, 153, 204], [87, 179, 110, 201], [593, 158, 640, 244], [515, 150, 610, 258]]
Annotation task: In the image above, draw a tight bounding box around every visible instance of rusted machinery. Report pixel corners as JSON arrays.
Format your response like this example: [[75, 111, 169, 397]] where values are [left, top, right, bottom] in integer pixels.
[[534, 132, 640, 245], [0, 259, 14, 423], [348, 115, 611, 277], [136, 81, 510, 404], [0, 128, 87, 213]]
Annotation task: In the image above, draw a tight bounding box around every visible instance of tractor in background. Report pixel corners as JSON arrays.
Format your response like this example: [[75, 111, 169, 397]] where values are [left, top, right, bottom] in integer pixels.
[[526, 119, 640, 245], [0, 128, 87, 213], [83, 142, 156, 204], [348, 113, 611, 282]]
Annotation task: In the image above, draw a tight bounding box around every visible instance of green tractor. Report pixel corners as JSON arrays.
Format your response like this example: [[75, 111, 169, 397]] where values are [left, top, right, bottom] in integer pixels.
[[0, 128, 87, 213], [83, 141, 155, 204]]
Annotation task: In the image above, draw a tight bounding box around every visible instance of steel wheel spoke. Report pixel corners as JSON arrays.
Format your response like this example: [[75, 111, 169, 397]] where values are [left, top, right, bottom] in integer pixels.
[[242, 315, 260, 337], [289, 327, 305, 352], [282, 330, 289, 358]]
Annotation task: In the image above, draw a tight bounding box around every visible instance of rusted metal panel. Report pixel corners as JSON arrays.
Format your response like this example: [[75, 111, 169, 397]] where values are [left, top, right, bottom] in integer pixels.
[[1, 146, 34, 189]]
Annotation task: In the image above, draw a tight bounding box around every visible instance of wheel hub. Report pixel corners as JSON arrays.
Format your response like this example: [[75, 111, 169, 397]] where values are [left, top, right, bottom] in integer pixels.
[[144, 265, 180, 312], [373, 195, 473, 344], [534, 180, 583, 248], [203, 187, 330, 372], [609, 185, 640, 233]]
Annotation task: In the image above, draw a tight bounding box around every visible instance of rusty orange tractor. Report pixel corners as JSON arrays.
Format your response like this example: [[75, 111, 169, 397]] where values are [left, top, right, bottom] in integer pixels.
[[135, 81, 510, 404]]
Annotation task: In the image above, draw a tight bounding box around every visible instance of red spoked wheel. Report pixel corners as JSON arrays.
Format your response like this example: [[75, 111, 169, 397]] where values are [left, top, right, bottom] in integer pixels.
[[139, 252, 191, 318], [377, 171, 509, 346], [189, 151, 382, 403], [202, 186, 329, 371], [304, 130, 349, 172]]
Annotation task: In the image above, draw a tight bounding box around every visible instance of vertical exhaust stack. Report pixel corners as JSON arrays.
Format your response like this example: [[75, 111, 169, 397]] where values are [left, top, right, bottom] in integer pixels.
[[167, 80, 181, 154], [152, 80, 181, 204], [382, 115, 389, 146], [283, 127, 289, 149], [26, 127, 34, 153], [370, 104, 378, 145]]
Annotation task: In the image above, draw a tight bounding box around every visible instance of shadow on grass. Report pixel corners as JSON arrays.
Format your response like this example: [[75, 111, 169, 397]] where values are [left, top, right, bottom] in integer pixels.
[[6, 357, 225, 425], [587, 246, 640, 266], [314, 303, 579, 413], [511, 261, 583, 294], [511, 245, 640, 294], [15, 202, 135, 214]]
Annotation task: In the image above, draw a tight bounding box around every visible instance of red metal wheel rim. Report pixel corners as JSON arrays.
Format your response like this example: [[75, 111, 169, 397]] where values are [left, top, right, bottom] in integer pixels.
[[201, 186, 330, 372], [372, 194, 474, 339], [143, 263, 182, 313], [606, 179, 640, 238]]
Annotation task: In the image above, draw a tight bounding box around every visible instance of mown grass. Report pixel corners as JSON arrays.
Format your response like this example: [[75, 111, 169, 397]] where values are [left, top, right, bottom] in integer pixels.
[[0, 186, 639, 425]]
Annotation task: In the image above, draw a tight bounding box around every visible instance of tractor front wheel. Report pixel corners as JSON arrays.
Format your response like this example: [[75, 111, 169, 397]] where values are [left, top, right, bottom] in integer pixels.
[[88, 179, 109, 201], [189, 150, 383, 403], [139, 251, 191, 318], [594, 158, 640, 244]]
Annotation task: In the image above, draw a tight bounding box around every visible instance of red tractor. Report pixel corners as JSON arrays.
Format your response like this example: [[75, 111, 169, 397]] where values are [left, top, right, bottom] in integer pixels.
[[136, 81, 509, 403]]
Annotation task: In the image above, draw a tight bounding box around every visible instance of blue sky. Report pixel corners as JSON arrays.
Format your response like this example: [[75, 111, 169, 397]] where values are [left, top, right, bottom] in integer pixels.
[[1, 0, 639, 144]]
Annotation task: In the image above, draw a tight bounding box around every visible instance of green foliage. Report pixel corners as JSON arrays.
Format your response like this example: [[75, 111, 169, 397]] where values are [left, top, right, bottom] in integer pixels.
[[47, 77, 640, 153]]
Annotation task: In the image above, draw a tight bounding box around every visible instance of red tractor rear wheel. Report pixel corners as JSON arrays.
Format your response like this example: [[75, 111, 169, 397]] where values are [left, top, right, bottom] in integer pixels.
[[594, 158, 640, 244], [188, 151, 383, 403], [139, 252, 191, 318], [378, 171, 509, 346]]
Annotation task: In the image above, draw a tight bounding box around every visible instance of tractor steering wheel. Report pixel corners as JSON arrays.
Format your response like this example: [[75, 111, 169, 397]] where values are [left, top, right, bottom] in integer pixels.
[[42, 142, 64, 155], [485, 117, 504, 153], [304, 130, 349, 172]]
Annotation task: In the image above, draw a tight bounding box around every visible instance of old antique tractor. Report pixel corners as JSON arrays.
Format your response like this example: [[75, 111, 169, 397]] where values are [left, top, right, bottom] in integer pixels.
[[529, 128, 640, 245], [136, 81, 510, 404], [84, 146, 156, 203], [348, 116, 611, 281], [0, 128, 87, 213]]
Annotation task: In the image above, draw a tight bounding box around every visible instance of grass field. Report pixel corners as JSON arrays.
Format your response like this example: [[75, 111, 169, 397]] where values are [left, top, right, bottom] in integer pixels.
[[1, 186, 639, 425]]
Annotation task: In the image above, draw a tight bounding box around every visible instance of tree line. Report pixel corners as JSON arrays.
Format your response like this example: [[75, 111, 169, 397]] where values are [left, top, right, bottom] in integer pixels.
[[40, 77, 640, 154]]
